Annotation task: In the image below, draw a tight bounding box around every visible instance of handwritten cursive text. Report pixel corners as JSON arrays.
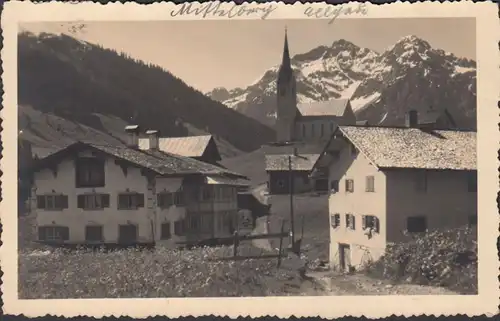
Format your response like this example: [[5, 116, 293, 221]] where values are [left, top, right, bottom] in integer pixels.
[[304, 3, 368, 24], [171, 2, 277, 20]]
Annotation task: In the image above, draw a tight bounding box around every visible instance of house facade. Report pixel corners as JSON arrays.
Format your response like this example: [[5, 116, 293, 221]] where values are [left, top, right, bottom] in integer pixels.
[[29, 126, 248, 247], [315, 113, 477, 271]]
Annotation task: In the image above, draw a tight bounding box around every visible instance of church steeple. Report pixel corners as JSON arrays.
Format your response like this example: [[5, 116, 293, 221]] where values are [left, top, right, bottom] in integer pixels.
[[278, 28, 293, 83]]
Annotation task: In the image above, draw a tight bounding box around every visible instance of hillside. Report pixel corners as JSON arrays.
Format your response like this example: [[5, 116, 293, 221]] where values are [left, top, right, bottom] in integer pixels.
[[208, 36, 476, 130], [18, 31, 276, 156]]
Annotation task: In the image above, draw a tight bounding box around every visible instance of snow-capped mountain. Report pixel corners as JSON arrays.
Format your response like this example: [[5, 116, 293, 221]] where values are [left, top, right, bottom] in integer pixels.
[[207, 35, 476, 129]]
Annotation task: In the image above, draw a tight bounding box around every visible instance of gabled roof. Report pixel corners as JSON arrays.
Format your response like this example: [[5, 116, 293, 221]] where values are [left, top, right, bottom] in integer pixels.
[[265, 154, 320, 171], [337, 126, 476, 171], [33, 141, 248, 179], [138, 135, 215, 158], [297, 98, 350, 117]]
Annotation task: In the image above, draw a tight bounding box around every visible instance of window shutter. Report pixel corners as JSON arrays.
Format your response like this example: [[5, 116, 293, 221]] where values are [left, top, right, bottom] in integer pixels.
[[157, 194, 163, 208], [61, 195, 69, 209], [118, 194, 127, 209], [374, 217, 380, 233], [137, 194, 145, 208], [77, 195, 85, 209], [335, 214, 340, 227], [362, 215, 366, 229], [61, 227, 70, 241], [344, 180, 349, 192], [37, 196, 46, 209], [351, 215, 356, 230], [38, 227, 46, 241], [102, 194, 110, 208], [345, 214, 349, 228]]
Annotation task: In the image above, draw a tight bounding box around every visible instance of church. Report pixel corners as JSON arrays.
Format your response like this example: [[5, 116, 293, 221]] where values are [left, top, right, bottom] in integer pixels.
[[265, 30, 358, 195]]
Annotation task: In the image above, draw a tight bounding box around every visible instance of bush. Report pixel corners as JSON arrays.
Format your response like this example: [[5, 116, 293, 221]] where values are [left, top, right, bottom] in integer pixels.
[[364, 226, 477, 294], [19, 245, 303, 299]]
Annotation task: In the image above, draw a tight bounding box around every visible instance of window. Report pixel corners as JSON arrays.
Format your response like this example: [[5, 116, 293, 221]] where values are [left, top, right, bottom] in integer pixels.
[[200, 213, 213, 233], [330, 180, 339, 192], [345, 214, 356, 230], [77, 194, 110, 210], [345, 179, 354, 193], [158, 191, 184, 208], [118, 193, 145, 210], [85, 225, 103, 242], [362, 215, 380, 233], [277, 179, 285, 188], [161, 222, 171, 240], [331, 213, 340, 228], [188, 215, 200, 231], [174, 219, 186, 236], [467, 172, 477, 192], [75, 157, 105, 188], [173, 191, 184, 206], [468, 214, 477, 227], [201, 186, 212, 201], [38, 226, 69, 241], [406, 216, 427, 233], [365, 176, 375, 192], [36, 194, 68, 211], [415, 172, 427, 193]]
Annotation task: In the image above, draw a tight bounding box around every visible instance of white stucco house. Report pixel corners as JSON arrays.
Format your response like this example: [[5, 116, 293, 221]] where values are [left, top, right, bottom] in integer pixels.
[[29, 126, 249, 247], [312, 112, 477, 271]]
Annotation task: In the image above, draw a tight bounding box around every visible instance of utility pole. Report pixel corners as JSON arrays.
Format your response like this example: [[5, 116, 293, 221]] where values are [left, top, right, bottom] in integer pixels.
[[288, 154, 295, 248]]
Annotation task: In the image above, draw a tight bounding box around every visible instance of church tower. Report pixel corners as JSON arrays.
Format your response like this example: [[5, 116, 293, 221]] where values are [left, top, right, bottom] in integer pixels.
[[276, 28, 297, 143]]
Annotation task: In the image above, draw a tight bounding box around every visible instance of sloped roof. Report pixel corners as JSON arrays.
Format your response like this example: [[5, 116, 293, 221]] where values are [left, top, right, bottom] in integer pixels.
[[138, 135, 213, 158], [338, 126, 476, 171], [33, 141, 247, 180], [265, 154, 320, 171], [297, 98, 350, 117]]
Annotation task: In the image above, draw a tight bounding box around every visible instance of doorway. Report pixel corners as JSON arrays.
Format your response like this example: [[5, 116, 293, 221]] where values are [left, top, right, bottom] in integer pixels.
[[339, 243, 351, 271], [118, 224, 138, 244]]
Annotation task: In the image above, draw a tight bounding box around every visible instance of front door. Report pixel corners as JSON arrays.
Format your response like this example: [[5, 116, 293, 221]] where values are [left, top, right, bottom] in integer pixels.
[[339, 243, 351, 271], [118, 224, 138, 244]]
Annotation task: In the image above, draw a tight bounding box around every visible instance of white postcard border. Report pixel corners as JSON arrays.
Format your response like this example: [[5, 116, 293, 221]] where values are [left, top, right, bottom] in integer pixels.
[[1, 1, 499, 318]]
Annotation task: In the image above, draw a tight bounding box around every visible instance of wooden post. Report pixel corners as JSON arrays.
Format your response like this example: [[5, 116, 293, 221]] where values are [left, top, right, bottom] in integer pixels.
[[233, 230, 239, 257], [288, 155, 295, 247], [277, 220, 285, 269]]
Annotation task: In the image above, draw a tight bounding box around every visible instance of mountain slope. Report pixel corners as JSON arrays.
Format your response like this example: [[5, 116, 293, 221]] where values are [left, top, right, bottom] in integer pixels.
[[208, 36, 476, 130], [18, 31, 276, 157]]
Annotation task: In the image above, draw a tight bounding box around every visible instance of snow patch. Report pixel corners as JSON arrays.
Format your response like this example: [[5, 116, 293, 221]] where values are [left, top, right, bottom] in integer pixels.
[[350, 92, 381, 112]]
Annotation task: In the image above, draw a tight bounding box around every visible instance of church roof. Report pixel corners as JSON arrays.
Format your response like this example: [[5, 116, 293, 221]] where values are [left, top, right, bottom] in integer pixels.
[[297, 98, 350, 117]]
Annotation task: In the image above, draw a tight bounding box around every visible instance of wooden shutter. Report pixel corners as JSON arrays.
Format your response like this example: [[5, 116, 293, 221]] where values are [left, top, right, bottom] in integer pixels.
[[351, 215, 356, 230], [38, 227, 46, 241], [61, 227, 70, 240], [61, 195, 69, 209], [157, 194, 164, 208], [362, 215, 366, 229], [37, 196, 46, 209], [345, 214, 349, 228], [102, 194, 110, 208], [136, 193, 145, 208], [77, 195, 85, 209], [118, 194, 128, 209], [374, 217, 380, 233]]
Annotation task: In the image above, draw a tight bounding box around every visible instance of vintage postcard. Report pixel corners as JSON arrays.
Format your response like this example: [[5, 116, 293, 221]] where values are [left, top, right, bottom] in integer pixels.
[[1, 0, 499, 318]]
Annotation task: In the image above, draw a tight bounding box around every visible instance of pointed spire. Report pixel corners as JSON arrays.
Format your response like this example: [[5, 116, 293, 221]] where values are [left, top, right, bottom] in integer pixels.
[[281, 27, 291, 67], [278, 27, 293, 83]]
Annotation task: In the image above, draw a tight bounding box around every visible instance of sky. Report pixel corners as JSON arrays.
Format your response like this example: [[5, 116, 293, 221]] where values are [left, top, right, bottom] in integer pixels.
[[21, 18, 475, 92]]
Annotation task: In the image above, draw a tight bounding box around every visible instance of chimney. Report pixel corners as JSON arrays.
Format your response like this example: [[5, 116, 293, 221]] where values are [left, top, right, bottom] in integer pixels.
[[124, 125, 140, 148], [405, 110, 419, 128], [146, 129, 160, 150]]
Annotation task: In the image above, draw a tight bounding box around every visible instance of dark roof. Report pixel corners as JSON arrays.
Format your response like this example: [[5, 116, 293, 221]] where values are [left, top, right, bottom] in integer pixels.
[[338, 126, 476, 171], [138, 135, 214, 158], [33, 141, 248, 179], [356, 120, 369, 126], [265, 154, 320, 171], [297, 99, 350, 117]]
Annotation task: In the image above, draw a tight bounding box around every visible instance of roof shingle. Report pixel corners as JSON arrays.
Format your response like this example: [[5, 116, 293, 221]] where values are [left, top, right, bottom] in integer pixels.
[[339, 126, 476, 171], [265, 154, 320, 171], [138, 135, 212, 158]]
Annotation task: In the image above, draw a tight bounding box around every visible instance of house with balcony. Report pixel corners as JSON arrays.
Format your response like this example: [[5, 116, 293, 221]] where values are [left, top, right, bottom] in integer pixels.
[[28, 125, 249, 247], [312, 111, 477, 271]]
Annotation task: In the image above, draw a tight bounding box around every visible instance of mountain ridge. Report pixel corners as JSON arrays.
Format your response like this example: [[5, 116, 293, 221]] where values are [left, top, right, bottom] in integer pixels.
[[207, 35, 476, 130], [18, 31, 276, 158]]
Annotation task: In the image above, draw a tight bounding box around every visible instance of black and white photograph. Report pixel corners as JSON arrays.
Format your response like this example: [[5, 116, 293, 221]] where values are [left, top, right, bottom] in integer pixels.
[[1, 1, 498, 318]]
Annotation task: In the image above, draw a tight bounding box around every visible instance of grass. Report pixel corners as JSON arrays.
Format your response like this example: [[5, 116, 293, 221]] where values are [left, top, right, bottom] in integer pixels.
[[19, 244, 307, 299], [364, 226, 478, 294]]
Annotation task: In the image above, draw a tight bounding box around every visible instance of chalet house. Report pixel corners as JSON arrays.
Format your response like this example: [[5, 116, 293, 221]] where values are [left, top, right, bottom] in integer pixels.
[[138, 134, 222, 165], [313, 111, 477, 271], [29, 126, 249, 247]]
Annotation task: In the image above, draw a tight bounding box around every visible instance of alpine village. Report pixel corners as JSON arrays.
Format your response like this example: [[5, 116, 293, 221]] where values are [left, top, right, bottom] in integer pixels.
[[18, 28, 477, 298]]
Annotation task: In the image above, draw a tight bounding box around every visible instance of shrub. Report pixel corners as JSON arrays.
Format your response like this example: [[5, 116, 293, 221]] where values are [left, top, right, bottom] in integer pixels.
[[19, 245, 303, 299], [364, 226, 477, 294]]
